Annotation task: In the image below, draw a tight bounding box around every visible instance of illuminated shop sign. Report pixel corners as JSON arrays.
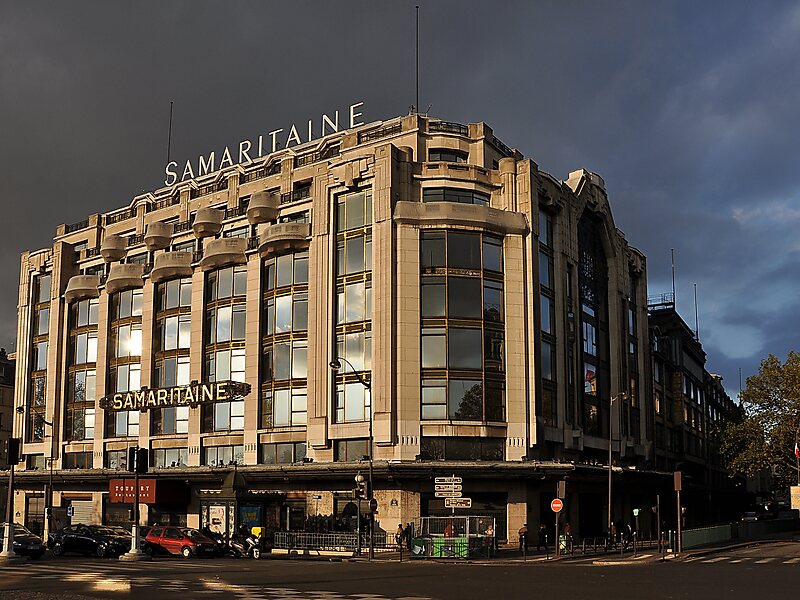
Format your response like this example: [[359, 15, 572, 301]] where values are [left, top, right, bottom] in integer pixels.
[[164, 101, 366, 186], [99, 380, 251, 412]]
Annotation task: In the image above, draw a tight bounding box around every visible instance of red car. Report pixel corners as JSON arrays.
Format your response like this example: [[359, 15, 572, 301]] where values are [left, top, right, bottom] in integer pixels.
[[144, 526, 217, 558]]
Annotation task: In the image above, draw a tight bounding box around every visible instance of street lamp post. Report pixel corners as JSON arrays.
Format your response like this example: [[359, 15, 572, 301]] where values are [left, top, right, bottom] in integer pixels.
[[607, 393, 626, 543], [330, 357, 374, 561], [16, 406, 54, 541]]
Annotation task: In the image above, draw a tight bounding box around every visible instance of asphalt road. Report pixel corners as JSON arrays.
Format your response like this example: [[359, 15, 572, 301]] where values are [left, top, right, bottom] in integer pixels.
[[1, 542, 799, 600]]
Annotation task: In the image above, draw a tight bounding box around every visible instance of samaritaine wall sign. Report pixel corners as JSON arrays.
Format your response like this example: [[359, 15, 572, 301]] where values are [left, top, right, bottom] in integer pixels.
[[164, 101, 366, 186], [99, 380, 251, 412]]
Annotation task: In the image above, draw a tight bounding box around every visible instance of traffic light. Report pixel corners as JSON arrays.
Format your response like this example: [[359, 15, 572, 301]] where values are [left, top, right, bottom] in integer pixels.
[[127, 447, 149, 474], [354, 479, 367, 499], [5, 438, 22, 467]]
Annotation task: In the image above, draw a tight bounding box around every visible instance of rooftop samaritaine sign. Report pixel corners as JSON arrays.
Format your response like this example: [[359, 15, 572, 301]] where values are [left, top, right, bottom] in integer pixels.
[[99, 380, 251, 412], [164, 101, 366, 186]]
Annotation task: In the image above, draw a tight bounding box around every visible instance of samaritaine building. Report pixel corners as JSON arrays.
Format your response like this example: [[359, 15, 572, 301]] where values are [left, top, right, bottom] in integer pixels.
[[11, 113, 656, 543]]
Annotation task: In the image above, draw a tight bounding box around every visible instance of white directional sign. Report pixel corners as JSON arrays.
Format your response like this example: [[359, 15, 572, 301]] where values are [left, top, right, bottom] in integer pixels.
[[435, 484, 463, 492], [435, 491, 463, 498], [445, 498, 472, 509], [435, 477, 463, 484]]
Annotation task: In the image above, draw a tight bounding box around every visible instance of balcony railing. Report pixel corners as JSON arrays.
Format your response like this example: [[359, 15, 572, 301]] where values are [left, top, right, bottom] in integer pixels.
[[224, 205, 248, 220], [173, 219, 193, 234], [190, 179, 228, 199], [127, 233, 145, 246], [105, 208, 137, 225], [358, 123, 402, 144], [240, 162, 281, 183], [648, 292, 675, 309], [152, 195, 181, 211], [491, 135, 513, 158], [247, 236, 260, 251], [85, 247, 101, 258], [192, 250, 203, 263], [280, 186, 311, 205], [429, 120, 469, 136], [294, 144, 341, 168], [65, 219, 89, 234]]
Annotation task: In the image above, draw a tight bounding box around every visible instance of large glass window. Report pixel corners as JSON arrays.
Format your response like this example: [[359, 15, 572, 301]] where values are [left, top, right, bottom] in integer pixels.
[[419, 230, 505, 422], [153, 448, 189, 468], [108, 289, 143, 438], [428, 149, 468, 163], [422, 187, 489, 206], [153, 277, 192, 436], [578, 212, 610, 436], [261, 442, 306, 464], [333, 439, 369, 462], [419, 437, 504, 461], [27, 275, 53, 443], [204, 445, 244, 466], [204, 266, 246, 432], [333, 189, 372, 423], [262, 251, 308, 429], [64, 297, 100, 442]]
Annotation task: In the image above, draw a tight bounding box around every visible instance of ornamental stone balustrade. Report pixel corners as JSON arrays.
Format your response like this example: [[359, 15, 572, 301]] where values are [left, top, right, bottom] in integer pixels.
[[100, 234, 127, 262], [105, 263, 144, 295], [257, 223, 311, 258], [192, 207, 224, 238], [246, 190, 280, 225], [199, 237, 248, 271], [64, 275, 101, 304], [150, 251, 194, 283], [144, 221, 173, 251]]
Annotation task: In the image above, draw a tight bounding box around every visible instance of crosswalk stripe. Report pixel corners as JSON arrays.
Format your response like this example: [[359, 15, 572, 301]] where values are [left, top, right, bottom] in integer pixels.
[[702, 557, 727, 563], [729, 558, 751, 563], [755, 558, 776, 564], [783, 557, 800, 564]]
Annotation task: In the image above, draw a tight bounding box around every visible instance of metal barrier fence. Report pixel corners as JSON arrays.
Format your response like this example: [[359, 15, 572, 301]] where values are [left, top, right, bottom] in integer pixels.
[[679, 518, 800, 551], [274, 531, 393, 552], [410, 516, 497, 559]]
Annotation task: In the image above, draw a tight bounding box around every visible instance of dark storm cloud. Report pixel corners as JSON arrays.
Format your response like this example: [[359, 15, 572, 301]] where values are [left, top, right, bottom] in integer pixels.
[[2, 0, 798, 395]]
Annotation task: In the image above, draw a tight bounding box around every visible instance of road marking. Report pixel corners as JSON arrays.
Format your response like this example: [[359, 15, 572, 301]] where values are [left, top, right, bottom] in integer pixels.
[[729, 558, 751, 563], [755, 558, 776, 564], [634, 554, 652, 560], [784, 557, 800, 564], [702, 557, 728, 563]]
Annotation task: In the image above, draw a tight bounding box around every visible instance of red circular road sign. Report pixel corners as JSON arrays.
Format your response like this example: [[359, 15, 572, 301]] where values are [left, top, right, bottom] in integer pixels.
[[551, 499, 564, 513]]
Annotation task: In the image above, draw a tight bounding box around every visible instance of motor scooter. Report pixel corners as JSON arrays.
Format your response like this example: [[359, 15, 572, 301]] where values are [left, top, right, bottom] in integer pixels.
[[229, 532, 263, 559]]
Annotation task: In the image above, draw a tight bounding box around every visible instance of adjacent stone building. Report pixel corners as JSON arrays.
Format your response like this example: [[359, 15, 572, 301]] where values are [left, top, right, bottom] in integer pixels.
[[649, 299, 744, 525]]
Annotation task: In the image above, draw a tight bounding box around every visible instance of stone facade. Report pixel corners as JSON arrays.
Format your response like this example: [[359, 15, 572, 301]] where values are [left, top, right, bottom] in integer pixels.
[[8, 113, 731, 544]]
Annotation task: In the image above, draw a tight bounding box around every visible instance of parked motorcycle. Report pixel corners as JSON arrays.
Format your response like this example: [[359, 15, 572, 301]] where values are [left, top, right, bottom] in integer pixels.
[[229, 530, 263, 559]]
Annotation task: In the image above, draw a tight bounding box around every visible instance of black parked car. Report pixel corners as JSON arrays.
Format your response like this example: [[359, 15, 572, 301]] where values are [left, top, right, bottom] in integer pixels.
[[48, 524, 133, 557], [0, 523, 46, 559]]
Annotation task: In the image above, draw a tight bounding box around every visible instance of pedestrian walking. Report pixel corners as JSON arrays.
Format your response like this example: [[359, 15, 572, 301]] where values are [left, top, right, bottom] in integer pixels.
[[518, 523, 528, 553], [404, 522, 414, 551], [395, 523, 404, 548]]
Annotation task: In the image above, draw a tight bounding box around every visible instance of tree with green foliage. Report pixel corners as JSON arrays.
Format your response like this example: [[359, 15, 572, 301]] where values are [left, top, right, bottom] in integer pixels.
[[721, 351, 800, 491]]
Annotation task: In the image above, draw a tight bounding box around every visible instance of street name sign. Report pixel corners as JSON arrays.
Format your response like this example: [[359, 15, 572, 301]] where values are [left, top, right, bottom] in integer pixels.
[[435, 477, 462, 484], [445, 498, 472, 509], [435, 484, 462, 492], [435, 491, 463, 498]]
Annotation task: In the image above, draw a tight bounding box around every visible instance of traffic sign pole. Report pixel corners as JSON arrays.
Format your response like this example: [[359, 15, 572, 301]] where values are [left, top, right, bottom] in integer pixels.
[[550, 498, 564, 559]]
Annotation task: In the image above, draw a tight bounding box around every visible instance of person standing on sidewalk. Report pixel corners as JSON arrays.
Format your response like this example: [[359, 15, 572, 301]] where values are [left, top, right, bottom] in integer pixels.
[[518, 523, 528, 553], [537, 523, 548, 552]]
